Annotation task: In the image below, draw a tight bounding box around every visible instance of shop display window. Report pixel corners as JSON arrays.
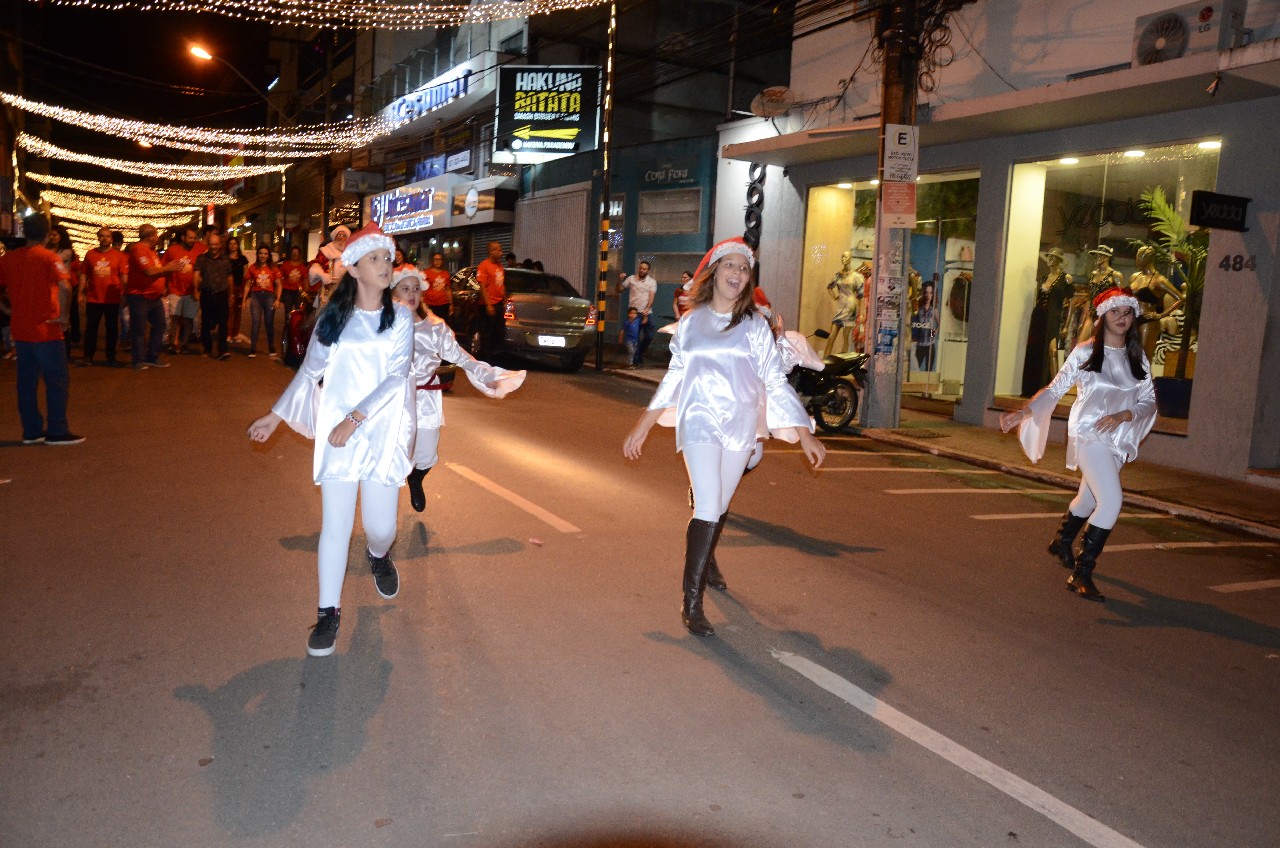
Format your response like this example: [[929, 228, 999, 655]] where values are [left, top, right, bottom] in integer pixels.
[[800, 172, 978, 404], [995, 141, 1220, 424]]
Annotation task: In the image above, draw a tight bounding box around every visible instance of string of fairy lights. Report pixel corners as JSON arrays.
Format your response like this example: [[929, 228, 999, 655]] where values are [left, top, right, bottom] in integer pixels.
[[39, 189, 201, 219], [25, 173, 237, 206], [30, 0, 610, 30], [2, 92, 392, 156], [18, 134, 289, 181]]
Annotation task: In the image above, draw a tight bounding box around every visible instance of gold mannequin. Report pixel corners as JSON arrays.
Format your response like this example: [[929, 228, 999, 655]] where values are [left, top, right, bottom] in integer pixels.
[[1128, 245, 1183, 359]]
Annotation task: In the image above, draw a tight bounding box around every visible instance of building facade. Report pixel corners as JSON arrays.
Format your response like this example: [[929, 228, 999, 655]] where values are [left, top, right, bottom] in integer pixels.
[[717, 0, 1280, 483]]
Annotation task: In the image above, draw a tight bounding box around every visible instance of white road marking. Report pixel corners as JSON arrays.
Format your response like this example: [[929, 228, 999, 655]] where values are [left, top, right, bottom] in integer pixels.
[[1209, 579, 1280, 594], [771, 650, 1148, 848], [886, 488, 1066, 495], [971, 512, 1176, 521], [445, 463, 582, 534], [768, 449, 923, 456], [820, 467, 1000, 474], [1105, 541, 1278, 553]]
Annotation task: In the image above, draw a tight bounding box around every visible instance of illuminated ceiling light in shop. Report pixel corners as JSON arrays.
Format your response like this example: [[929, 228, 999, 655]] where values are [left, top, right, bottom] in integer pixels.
[[836, 182, 853, 189], [1123, 150, 1146, 158], [24, 173, 236, 205], [1198, 140, 1222, 149], [17, 133, 288, 181], [870, 179, 880, 186], [1059, 157, 1079, 165], [28, 0, 611, 29]]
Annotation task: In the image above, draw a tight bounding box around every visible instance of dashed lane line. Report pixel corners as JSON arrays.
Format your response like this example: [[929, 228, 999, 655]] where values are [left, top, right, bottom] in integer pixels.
[[445, 462, 582, 534], [971, 512, 1176, 521], [1208, 579, 1280, 593], [771, 649, 1148, 848], [1105, 541, 1278, 553], [885, 487, 1067, 495]]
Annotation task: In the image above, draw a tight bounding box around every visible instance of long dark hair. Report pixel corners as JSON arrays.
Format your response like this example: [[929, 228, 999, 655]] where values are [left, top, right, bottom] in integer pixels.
[[1083, 310, 1147, 379], [690, 258, 757, 330], [315, 272, 396, 346]]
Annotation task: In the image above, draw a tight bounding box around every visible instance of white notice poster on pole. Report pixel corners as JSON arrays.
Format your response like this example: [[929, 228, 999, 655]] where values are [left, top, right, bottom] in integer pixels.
[[883, 124, 919, 183]]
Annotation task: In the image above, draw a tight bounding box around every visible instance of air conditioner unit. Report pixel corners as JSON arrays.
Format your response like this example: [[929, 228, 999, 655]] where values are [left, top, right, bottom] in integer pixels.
[[1132, 0, 1244, 67]]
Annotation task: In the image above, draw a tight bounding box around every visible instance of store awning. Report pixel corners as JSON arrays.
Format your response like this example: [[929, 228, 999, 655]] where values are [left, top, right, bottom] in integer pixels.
[[722, 41, 1280, 166]]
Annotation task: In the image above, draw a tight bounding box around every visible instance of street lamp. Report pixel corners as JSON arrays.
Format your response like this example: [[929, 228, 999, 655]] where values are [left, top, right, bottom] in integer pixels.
[[189, 44, 283, 126]]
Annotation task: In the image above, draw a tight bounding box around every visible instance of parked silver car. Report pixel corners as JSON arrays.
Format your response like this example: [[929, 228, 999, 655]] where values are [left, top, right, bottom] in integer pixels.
[[449, 266, 598, 372]]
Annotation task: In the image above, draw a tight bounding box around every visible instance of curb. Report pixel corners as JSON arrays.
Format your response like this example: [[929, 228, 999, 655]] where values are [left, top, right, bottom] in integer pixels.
[[862, 429, 1280, 542]]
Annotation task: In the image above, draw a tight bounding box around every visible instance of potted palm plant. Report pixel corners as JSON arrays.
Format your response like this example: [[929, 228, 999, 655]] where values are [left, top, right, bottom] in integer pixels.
[[1128, 186, 1208, 418]]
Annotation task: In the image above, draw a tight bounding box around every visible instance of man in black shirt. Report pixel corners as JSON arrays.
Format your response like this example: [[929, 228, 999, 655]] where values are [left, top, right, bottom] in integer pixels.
[[194, 233, 234, 360]]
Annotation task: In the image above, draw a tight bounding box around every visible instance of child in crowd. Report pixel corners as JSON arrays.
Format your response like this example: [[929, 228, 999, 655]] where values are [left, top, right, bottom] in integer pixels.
[[622, 307, 641, 368]]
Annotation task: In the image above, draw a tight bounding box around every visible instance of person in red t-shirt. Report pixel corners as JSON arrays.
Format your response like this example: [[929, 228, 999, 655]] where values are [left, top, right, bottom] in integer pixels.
[[0, 213, 83, 444], [475, 240, 507, 355], [126, 224, 182, 369], [163, 226, 201, 354], [246, 245, 283, 358], [421, 251, 453, 322], [278, 245, 307, 316], [81, 226, 130, 366]]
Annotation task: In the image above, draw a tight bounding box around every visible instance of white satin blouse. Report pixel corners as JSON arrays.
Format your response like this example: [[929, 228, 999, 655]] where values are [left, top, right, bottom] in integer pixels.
[[410, 313, 524, 430], [272, 304, 415, 486], [648, 307, 813, 452], [1020, 341, 1157, 469]]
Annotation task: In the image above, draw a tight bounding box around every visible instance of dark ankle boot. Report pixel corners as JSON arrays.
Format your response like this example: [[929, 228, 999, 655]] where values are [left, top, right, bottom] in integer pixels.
[[1048, 511, 1087, 569], [407, 467, 430, 513], [706, 512, 729, 591], [681, 518, 719, 636], [1067, 524, 1110, 602]]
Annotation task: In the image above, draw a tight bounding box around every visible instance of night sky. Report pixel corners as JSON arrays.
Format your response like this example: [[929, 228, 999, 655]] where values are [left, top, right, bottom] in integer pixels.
[[16, 3, 275, 170]]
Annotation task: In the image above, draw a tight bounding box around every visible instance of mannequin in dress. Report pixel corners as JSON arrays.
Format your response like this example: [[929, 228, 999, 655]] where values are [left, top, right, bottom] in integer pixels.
[[1061, 244, 1122, 349], [1021, 248, 1072, 396], [1128, 245, 1183, 361], [824, 250, 865, 355]]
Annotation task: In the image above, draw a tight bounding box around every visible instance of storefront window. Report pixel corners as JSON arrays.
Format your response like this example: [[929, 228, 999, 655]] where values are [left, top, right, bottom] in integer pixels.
[[638, 188, 701, 234], [995, 141, 1220, 423], [800, 172, 979, 404]]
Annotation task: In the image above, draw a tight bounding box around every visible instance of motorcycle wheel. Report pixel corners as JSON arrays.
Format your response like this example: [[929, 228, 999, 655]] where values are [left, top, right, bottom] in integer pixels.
[[814, 379, 858, 432]]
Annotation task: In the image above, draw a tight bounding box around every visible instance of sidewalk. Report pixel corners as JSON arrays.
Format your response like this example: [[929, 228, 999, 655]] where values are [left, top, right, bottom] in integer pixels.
[[607, 365, 1280, 541]]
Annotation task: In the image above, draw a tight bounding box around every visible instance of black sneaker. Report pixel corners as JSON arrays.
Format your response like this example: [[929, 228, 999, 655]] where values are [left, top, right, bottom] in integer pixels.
[[45, 432, 85, 445], [22, 433, 45, 445], [307, 606, 341, 656], [143, 360, 170, 369], [368, 550, 399, 599], [217, 352, 231, 361]]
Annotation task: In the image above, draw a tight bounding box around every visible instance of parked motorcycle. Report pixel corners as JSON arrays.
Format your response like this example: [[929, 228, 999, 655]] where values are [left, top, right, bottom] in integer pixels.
[[786, 329, 867, 432]]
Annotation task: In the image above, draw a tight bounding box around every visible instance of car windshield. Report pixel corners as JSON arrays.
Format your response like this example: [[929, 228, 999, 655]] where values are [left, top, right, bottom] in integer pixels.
[[504, 271, 579, 298]]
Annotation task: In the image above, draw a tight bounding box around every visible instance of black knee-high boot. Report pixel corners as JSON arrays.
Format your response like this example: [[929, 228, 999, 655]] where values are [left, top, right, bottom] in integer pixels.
[[1068, 524, 1110, 602], [682, 518, 719, 636], [706, 512, 729, 591], [407, 467, 431, 513], [1048, 511, 1087, 569]]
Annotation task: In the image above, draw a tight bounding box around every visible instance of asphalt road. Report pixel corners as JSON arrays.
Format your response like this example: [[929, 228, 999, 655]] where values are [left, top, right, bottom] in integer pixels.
[[1, 353, 1278, 848]]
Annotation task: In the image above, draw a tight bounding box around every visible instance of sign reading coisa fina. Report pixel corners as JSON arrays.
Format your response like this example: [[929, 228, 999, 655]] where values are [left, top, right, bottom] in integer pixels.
[[495, 66, 600, 157]]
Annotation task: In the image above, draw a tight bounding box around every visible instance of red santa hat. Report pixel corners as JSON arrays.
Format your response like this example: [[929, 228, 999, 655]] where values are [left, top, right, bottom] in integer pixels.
[[694, 237, 755, 279], [340, 222, 395, 270], [1092, 286, 1140, 319]]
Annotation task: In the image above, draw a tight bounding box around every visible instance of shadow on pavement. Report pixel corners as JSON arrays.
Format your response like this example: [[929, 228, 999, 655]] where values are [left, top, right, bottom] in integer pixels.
[[404, 520, 527, 558], [173, 605, 393, 838], [647, 593, 893, 753], [1095, 577, 1280, 650], [723, 513, 880, 558]]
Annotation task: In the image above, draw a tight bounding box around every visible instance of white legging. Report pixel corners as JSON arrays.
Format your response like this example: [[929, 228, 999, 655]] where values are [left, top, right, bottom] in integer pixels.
[[1068, 441, 1125, 530], [317, 479, 400, 608], [413, 427, 441, 470], [683, 443, 753, 522]]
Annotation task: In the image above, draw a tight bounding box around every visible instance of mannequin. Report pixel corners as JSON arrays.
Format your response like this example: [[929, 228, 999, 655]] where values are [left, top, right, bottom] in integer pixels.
[[825, 250, 865, 355], [1128, 245, 1183, 361], [1061, 244, 1122, 349], [1021, 248, 1072, 396]]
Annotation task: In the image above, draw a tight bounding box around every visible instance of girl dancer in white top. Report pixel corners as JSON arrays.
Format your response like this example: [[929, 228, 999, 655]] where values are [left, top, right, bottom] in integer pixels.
[[624, 237, 825, 636], [248, 223, 415, 656], [389, 268, 525, 512], [1002, 286, 1157, 602]]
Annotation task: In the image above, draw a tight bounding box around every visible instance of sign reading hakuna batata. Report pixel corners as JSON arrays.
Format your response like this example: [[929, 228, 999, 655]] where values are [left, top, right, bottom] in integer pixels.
[[495, 66, 600, 155]]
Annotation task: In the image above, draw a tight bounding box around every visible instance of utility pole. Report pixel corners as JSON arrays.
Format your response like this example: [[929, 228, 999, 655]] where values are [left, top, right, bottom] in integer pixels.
[[594, 0, 617, 371], [862, 0, 921, 430]]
